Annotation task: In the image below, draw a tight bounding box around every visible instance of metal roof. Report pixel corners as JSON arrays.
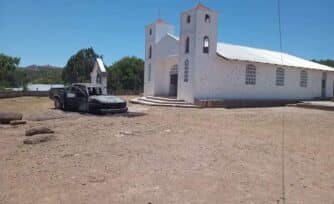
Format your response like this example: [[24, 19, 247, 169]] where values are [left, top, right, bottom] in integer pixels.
[[167, 33, 179, 41], [96, 58, 106, 73], [217, 43, 334, 71], [162, 34, 333, 71]]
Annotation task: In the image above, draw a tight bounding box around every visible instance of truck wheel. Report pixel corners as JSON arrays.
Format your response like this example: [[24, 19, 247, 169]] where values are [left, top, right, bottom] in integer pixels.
[[54, 98, 62, 109]]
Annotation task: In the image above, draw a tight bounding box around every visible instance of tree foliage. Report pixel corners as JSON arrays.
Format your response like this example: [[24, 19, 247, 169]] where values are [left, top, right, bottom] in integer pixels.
[[312, 59, 334, 68], [0, 53, 21, 88], [107, 56, 144, 91], [62, 48, 100, 84]]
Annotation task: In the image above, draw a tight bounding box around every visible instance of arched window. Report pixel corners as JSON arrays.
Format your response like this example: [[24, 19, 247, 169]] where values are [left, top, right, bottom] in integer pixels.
[[184, 60, 189, 82], [246, 64, 256, 85], [300, 70, 308, 87], [148, 45, 152, 59], [276, 68, 285, 86], [205, 14, 211, 23], [203, 36, 209, 53], [187, 15, 191, 23], [185, 37, 190, 53], [149, 28, 152, 36]]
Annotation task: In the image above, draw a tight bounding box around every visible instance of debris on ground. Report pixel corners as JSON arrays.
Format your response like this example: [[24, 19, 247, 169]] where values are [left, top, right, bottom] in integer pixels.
[[0, 112, 23, 124], [88, 175, 106, 183], [23, 134, 54, 144], [25, 126, 55, 136], [25, 110, 65, 121], [116, 131, 137, 138]]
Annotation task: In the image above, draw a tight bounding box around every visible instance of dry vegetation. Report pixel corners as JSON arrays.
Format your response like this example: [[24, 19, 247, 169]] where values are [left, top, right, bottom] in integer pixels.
[[0, 97, 334, 204]]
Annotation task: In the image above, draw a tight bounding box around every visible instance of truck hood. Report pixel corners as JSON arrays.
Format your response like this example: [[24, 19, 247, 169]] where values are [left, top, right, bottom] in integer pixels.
[[88, 95, 126, 104]]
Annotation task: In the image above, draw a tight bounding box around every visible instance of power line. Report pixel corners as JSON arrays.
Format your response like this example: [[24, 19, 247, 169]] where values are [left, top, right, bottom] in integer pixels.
[[277, 0, 284, 64], [277, 1, 286, 203]]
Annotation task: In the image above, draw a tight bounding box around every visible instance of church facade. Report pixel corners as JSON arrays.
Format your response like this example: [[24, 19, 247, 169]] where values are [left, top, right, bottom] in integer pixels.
[[144, 4, 334, 103]]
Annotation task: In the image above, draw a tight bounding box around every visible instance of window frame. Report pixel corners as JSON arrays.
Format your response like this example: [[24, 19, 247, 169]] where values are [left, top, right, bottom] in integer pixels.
[[245, 64, 256, 85], [148, 45, 152, 59], [203, 36, 209, 54], [186, 15, 191, 23], [276, 67, 285, 86], [205, 14, 211, 23], [300, 70, 308, 87], [185, 37, 190, 54]]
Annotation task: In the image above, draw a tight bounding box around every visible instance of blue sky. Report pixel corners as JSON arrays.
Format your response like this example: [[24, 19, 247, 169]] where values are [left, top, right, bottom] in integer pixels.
[[1, 0, 333, 67]]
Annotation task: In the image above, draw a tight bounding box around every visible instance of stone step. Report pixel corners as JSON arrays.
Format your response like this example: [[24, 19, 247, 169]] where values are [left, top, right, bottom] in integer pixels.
[[146, 96, 185, 102], [130, 98, 200, 108]]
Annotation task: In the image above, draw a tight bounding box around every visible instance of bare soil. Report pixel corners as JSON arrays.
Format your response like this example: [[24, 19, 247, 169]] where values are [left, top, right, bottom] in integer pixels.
[[0, 97, 333, 204]]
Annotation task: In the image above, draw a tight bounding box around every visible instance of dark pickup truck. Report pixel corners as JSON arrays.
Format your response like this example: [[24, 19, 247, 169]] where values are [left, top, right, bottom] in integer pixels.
[[49, 83, 128, 114]]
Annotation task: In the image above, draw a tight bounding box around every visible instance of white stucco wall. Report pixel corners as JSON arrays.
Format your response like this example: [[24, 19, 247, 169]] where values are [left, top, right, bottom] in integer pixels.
[[144, 34, 179, 97], [191, 56, 334, 102]]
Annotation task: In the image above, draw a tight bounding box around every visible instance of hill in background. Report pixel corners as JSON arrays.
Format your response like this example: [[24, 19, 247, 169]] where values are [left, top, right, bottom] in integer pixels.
[[19, 64, 63, 84]]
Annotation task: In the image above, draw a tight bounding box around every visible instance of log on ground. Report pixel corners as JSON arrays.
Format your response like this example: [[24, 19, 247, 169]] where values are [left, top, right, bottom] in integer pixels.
[[0, 112, 23, 124], [25, 127, 55, 136]]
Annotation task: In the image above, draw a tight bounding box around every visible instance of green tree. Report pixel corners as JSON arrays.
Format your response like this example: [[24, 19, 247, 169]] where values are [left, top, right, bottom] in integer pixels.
[[62, 48, 100, 84], [107, 56, 144, 92], [0, 53, 21, 88], [312, 59, 334, 68]]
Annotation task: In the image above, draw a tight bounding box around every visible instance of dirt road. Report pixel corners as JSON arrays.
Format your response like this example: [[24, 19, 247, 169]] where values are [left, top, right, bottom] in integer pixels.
[[0, 97, 333, 203]]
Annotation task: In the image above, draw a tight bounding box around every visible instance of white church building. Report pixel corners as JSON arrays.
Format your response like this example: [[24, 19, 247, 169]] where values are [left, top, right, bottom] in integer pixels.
[[143, 3, 334, 104], [90, 58, 108, 94]]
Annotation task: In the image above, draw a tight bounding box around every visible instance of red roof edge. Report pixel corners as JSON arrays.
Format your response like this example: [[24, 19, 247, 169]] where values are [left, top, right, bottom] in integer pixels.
[[193, 3, 210, 11], [155, 19, 168, 24]]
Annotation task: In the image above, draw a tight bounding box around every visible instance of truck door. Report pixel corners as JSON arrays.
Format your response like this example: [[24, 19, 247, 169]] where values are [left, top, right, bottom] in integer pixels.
[[75, 87, 88, 112], [66, 87, 77, 110], [66, 87, 87, 111]]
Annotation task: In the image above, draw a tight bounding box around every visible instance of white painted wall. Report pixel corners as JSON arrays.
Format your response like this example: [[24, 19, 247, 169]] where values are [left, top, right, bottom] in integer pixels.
[[144, 27, 179, 96], [191, 57, 334, 102]]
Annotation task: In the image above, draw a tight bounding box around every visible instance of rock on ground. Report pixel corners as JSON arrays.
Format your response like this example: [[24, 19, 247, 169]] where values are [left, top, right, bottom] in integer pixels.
[[25, 127, 55, 136], [10, 120, 27, 126], [0, 112, 23, 124], [23, 134, 54, 144]]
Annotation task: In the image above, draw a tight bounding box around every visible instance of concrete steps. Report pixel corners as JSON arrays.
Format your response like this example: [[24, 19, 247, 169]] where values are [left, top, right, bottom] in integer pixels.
[[289, 101, 334, 111], [130, 96, 200, 108], [146, 96, 186, 102]]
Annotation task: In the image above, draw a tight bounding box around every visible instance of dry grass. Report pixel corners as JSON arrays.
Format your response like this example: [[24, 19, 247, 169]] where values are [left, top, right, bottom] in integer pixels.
[[0, 97, 52, 114]]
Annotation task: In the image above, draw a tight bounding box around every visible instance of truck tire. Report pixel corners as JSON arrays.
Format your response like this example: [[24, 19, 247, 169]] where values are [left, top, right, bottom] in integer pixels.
[[54, 98, 62, 110]]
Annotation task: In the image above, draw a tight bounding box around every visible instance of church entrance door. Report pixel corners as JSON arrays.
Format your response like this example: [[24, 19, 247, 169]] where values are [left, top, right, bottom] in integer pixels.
[[169, 65, 178, 97]]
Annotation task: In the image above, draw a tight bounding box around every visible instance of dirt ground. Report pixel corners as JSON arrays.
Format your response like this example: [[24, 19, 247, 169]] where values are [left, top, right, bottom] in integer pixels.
[[0, 96, 333, 204]]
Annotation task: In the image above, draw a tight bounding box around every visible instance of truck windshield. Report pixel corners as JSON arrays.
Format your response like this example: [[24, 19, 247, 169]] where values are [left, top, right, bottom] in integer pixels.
[[88, 87, 102, 96]]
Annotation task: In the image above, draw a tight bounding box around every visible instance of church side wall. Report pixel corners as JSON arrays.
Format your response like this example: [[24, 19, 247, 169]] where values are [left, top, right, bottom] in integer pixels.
[[192, 57, 334, 101]]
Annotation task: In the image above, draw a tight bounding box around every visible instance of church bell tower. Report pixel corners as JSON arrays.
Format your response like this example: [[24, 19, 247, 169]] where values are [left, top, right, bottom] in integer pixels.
[[178, 3, 218, 102]]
